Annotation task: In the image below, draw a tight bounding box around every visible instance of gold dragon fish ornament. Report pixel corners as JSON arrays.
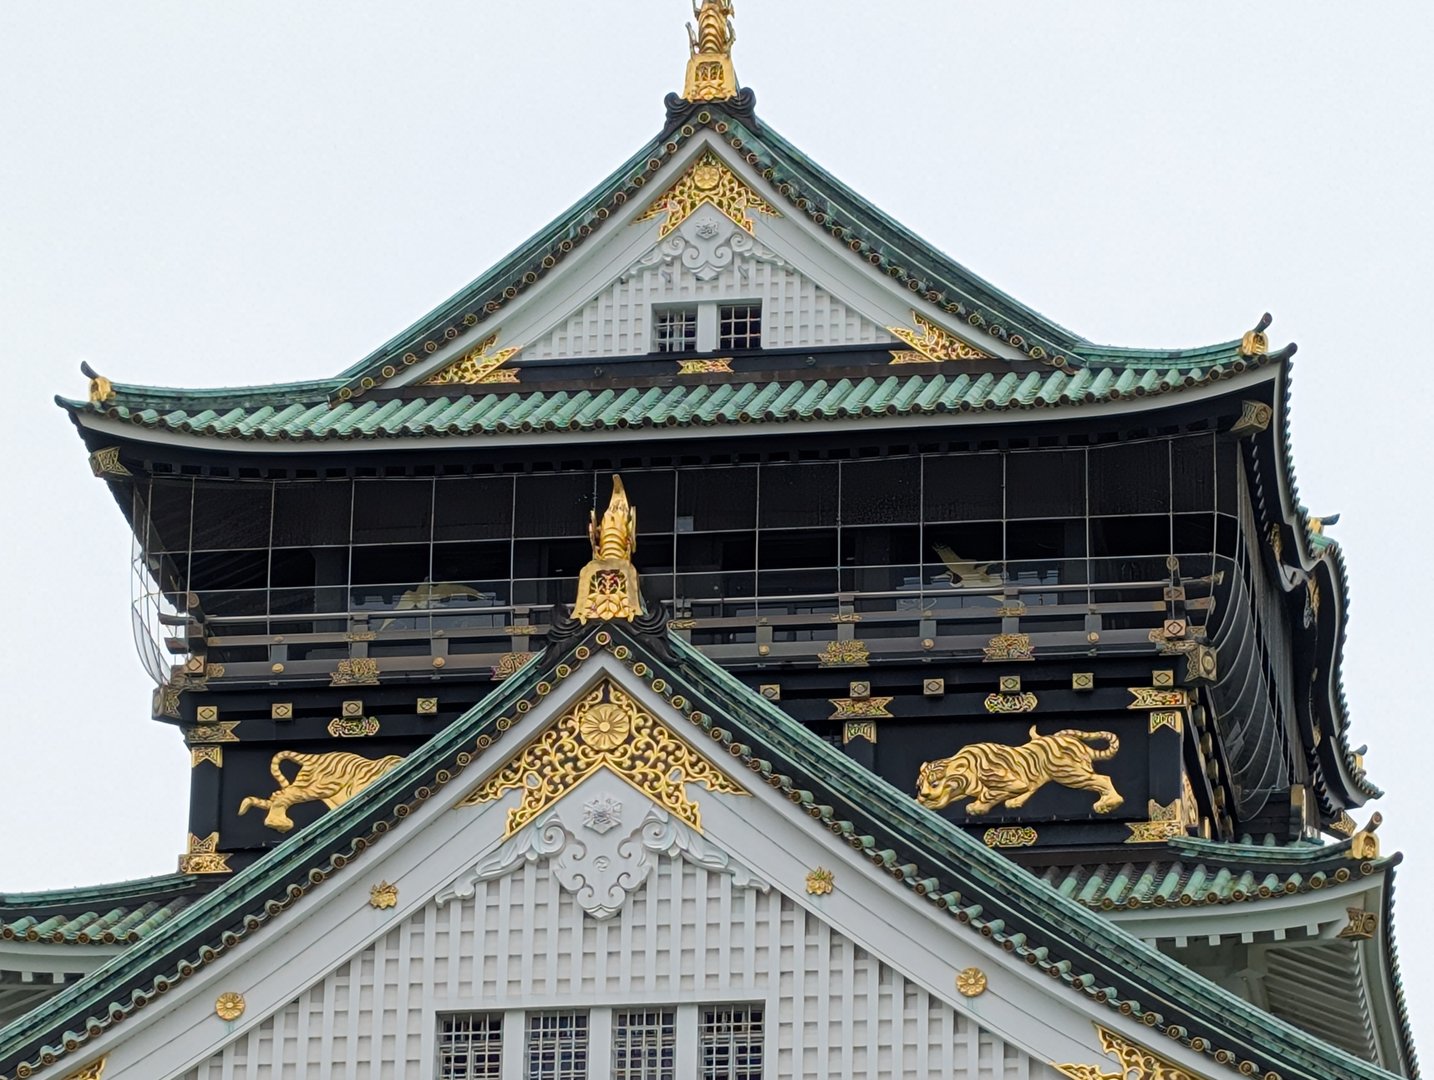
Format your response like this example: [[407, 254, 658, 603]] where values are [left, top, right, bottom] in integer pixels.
[[573, 476, 645, 623]]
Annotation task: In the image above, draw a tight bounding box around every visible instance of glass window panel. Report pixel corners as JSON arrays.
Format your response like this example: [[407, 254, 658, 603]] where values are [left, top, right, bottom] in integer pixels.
[[1006, 519, 1085, 561], [719, 303, 763, 350], [514, 537, 593, 579], [759, 463, 838, 528], [145, 478, 194, 554], [841, 565, 921, 594], [840, 458, 920, 525], [273, 481, 352, 546], [759, 528, 837, 570], [840, 524, 920, 566], [677, 571, 756, 603], [613, 1010, 675, 1080], [678, 466, 757, 532], [353, 479, 433, 545], [633, 535, 676, 576], [758, 567, 838, 597], [434, 476, 515, 541], [350, 543, 430, 586], [516, 474, 594, 538], [1007, 450, 1085, 518], [1089, 516, 1171, 558], [438, 1013, 503, 1080], [271, 547, 349, 588], [512, 578, 580, 607], [1171, 435, 1216, 512], [1173, 513, 1216, 554], [677, 532, 756, 574], [433, 541, 511, 583], [653, 307, 698, 353], [701, 1006, 763, 1080], [526, 1011, 588, 1080], [923, 454, 1002, 521], [1088, 441, 1170, 515], [1215, 439, 1240, 515], [191, 481, 271, 550], [924, 521, 1003, 572], [188, 549, 267, 592]]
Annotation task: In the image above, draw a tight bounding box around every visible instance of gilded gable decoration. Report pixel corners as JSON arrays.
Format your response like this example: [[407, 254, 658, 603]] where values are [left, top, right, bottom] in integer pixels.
[[458, 680, 746, 836], [636, 149, 779, 239], [418, 331, 521, 385], [1055, 1025, 1202, 1080], [683, 0, 739, 102], [574, 476, 645, 623], [888, 311, 994, 364]]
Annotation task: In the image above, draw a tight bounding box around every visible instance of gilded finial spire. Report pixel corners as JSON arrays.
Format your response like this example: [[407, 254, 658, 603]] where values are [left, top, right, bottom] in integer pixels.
[[684, 0, 739, 102], [573, 476, 645, 623]]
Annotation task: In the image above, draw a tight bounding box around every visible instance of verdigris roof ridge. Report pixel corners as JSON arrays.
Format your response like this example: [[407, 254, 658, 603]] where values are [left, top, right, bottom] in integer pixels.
[[0, 874, 197, 914]]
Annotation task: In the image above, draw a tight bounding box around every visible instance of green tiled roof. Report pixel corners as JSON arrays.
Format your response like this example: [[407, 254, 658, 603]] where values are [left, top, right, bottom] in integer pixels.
[[1039, 836, 1391, 912], [61, 359, 1276, 444], [0, 875, 199, 947], [0, 620, 1408, 1080]]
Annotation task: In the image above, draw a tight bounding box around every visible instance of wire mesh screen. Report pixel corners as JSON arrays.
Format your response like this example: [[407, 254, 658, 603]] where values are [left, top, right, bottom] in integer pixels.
[[526, 1011, 589, 1080], [612, 1010, 676, 1080]]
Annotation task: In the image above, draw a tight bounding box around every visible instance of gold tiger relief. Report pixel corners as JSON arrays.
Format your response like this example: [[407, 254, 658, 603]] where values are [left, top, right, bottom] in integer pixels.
[[916, 726, 1124, 815], [239, 750, 404, 833]]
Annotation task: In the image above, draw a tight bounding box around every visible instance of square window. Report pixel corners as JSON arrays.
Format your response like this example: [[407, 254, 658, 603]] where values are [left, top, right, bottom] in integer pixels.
[[719, 304, 762, 350], [527, 1011, 589, 1080], [701, 1006, 764, 1080], [613, 1010, 676, 1080], [653, 308, 698, 353], [438, 1013, 503, 1080]]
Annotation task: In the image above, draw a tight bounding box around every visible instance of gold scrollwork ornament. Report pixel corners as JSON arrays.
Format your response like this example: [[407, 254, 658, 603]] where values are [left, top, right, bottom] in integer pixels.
[[459, 681, 746, 836], [637, 150, 779, 238], [1055, 1024, 1202, 1080]]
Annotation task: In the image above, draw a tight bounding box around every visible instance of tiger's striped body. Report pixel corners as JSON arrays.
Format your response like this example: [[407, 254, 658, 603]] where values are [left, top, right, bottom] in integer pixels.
[[916, 726, 1123, 816], [239, 750, 405, 833]]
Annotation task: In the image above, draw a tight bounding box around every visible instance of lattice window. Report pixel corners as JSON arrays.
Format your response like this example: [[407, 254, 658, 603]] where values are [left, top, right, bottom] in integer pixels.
[[438, 1013, 503, 1080], [719, 304, 762, 350], [700, 1006, 764, 1080], [526, 1011, 589, 1080], [653, 308, 698, 353], [612, 1010, 676, 1080]]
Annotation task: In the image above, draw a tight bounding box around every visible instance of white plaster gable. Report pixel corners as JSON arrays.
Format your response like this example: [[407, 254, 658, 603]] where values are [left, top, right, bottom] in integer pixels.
[[395, 131, 1017, 384], [65, 650, 1218, 1080]]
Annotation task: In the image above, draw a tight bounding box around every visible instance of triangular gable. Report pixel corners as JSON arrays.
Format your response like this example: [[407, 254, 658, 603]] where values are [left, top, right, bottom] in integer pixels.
[[0, 621, 1401, 1080], [333, 105, 1093, 402]]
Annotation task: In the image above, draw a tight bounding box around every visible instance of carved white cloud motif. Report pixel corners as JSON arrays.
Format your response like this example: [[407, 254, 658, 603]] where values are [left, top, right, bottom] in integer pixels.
[[633, 203, 785, 283], [439, 770, 766, 920]]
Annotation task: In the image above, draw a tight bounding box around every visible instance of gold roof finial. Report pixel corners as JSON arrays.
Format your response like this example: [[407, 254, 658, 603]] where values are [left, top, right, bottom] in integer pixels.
[[684, 0, 739, 102], [574, 476, 645, 623]]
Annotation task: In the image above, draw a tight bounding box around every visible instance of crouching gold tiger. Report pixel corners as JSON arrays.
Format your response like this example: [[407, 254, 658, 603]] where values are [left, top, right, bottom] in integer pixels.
[[916, 726, 1124, 815], [239, 750, 405, 833]]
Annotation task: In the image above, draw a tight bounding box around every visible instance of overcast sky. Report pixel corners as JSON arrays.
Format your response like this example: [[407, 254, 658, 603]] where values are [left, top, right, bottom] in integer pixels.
[[3, 0, 1432, 1053]]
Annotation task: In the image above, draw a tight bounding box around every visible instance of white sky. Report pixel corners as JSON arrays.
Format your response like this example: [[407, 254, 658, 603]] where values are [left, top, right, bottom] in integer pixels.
[[3, 0, 1432, 1055]]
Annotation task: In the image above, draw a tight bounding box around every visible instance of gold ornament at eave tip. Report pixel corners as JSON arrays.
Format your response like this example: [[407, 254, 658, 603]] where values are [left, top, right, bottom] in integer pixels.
[[573, 476, 645, 623], [684, 0, 739, 101]]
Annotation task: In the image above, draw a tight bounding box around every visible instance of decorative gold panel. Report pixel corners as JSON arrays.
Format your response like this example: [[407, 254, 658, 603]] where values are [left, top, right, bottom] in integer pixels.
[[88, 446, 130, 478], [190, 746, 223, 769], [759, 684, 781, 702], [178, 833, 232, 875], [1329, 811, 1356, 836], [196, 705, 219, 723], [419, 332, 521, 385], [1149, 711, 1183, 735], [817, 640, 869, 667], [888, 311, 993, 364], [1072, 672, 1094, 691], [214, 992, 246, 1022], [923, 678, 945, 697], [328, 716, 380, 738], [984, 692, 1038, 714], [459, 681, 746, 836], [998, 675, 1022, 693], [185, 721, 240, 745], [985, 633, 1034, 661], [1124, 799, 1188, 844], [60, 1058, 108, 1080], [341, 699, 364, 717], [493, 652, 538, 680], [271, 703, 293, 721], [955, 967, 988, 998], [417, 697, 439, 716], [677, 358, 733, 374], [830, 697, 892, 721], [1055, 1025, 1203, 1080], [1231, 399, 1274, 435], [370, 881, 399, 910], [918, 727, 1123, 815], [805, 867, 835, 895], [1338, 906, 1378, 940], [636, 149, 779, 238], [239, 751, 404, 833], [331, 658, 380, 687], [983, 827, 1037, 848], [1127, 687, 1188, 709], [842, 720, 879, 745]]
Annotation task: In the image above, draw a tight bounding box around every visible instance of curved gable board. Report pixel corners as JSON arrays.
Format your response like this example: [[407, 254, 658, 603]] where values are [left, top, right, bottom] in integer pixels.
[[66, 651, 1199, 1080]]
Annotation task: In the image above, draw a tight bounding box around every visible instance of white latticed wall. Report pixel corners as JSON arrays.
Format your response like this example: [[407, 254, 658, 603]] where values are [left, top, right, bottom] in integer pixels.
[[185, 859, 1053, 1079]]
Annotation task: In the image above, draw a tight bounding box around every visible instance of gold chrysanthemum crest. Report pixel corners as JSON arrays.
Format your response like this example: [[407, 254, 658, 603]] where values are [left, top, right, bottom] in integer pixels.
[[459, 681, 746, 835]]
